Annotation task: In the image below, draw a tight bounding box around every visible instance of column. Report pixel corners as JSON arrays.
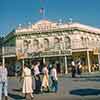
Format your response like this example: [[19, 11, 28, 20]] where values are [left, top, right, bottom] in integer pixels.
[[2, 56, 5, 68], [43, 57, 46, 64], [64, 56, 68, 74], [87, 50, 91, 72], [22, 59, 25, 70], [98, 54, 100, 71], [2, 46, 5, 68]]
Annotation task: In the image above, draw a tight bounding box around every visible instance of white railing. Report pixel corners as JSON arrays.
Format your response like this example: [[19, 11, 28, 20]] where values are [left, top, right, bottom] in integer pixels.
[[2, 46, 16, 56], [71, 39, 100, 50]]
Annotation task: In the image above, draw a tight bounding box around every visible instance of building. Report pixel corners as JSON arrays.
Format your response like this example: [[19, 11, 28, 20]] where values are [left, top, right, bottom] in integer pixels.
[[2, 19, 100, 74]]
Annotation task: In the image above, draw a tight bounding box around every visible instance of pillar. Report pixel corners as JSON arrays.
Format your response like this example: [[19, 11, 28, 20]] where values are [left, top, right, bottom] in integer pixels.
[[2, 56, 5, 68], [98, 54, 100, 71], [87, 50, 91, 72], [2, 46, 5, 68], [22, 59, 25, 70], [64, 56, 68, 74], [43, 57, 46, 64]]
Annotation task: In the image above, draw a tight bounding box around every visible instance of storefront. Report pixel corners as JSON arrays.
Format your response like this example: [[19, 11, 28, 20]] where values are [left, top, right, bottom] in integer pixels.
[[2, 20, 100, 74]]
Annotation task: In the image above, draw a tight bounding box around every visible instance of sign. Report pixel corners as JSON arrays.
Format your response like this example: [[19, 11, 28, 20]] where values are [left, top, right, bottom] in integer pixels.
[[61, 50, 72, 55], [40, 51, 60, 57], [40, 50, 72, 57]]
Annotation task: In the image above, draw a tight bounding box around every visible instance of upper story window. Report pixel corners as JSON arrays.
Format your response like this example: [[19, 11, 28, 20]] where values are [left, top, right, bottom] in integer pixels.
[[33, 39, 39, 51], [54, 37, 60, 50], [44, 38, 49, 51], [23, 40, 31, 53], [64, 36, 71, 49]]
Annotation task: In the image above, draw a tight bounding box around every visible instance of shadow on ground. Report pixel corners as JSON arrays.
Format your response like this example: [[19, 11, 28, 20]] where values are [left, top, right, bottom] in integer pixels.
[[84, 78, 100, 82], [12, 88, 22, 92], [59, 74, 100, 79], [72, 76, 100, 82], [70, 88, 100, 96], [8, 93, 25, 99]]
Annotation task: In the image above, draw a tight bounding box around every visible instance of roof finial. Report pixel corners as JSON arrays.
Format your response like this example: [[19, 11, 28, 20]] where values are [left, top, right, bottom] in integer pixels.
[[69, 18, 73, 24], [18, 24, 21, 29], [28, 21, 32, 28], [58, 19, 62, 25]]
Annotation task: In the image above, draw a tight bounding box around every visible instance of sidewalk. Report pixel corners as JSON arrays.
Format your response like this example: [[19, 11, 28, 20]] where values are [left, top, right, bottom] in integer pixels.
[[8, 72, 100, 100]]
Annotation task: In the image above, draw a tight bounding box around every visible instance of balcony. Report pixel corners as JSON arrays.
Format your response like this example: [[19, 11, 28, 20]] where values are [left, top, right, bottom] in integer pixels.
[[71, 39, 100, 51], [2, 46, 16, 57]]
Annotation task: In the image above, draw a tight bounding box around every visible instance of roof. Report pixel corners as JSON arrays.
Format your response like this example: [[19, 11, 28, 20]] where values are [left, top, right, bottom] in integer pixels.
[[15, 19, 100, 34]]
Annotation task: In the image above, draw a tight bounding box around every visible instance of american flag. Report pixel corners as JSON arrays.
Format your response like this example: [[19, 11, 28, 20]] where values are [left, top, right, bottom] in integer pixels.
[[39, 8, 44, 14]]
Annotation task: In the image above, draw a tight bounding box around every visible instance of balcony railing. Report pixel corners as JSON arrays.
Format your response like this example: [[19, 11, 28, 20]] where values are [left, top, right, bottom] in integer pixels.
[[2, 46, 16, 56], [71, 39, 100, 50]]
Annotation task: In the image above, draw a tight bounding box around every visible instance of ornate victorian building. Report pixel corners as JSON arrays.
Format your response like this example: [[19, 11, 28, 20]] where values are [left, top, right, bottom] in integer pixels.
[[2, 20, 100, 73]]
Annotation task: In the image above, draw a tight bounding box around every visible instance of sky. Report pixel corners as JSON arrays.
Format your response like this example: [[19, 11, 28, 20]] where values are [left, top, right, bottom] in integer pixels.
[[0, 0, 100, 36]]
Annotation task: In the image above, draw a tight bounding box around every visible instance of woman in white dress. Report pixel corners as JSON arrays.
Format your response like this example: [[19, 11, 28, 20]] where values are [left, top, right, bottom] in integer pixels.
[[22, 64, 34, 99], [41, 64, 49, 92]]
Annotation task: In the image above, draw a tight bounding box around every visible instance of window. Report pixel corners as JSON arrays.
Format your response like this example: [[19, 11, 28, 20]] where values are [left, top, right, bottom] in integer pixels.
[[44, 38, 49, 51], [54, 37, 60, 50], [64, 36, 71, 49]]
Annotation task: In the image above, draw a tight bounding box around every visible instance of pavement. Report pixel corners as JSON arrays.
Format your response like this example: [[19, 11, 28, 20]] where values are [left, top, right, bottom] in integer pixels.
[[8, 72, 100, 100]]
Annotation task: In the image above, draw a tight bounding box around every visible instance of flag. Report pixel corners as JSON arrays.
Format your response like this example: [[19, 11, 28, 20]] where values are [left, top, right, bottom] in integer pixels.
[[39, 8, 44, 14]]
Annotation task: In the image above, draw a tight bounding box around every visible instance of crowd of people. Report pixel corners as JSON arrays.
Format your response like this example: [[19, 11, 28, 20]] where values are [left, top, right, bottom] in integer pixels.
[[71, 59, 82, 78], [0, 58, 83, 100], [21, 61, 58, 100], [0, 60, 59, 100]]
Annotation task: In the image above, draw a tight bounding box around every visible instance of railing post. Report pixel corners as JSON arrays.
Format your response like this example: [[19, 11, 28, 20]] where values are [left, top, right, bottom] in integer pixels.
[[2, 46, 5, 68], [64, 56, 68, 74]]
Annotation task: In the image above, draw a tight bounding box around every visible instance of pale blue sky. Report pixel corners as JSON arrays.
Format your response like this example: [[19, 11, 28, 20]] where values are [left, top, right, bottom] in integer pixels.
[[0, 0, 100, 36]]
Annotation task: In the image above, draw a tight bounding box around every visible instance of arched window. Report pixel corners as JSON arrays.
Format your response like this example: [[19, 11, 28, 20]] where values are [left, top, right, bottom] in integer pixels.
[[23, 40, 29, 48], [33, 39, 39, 51], [23, 40, 31, 52], [44, 38, 49, 51], [54, 37, 60, 50], [64, 36, 71, 49]]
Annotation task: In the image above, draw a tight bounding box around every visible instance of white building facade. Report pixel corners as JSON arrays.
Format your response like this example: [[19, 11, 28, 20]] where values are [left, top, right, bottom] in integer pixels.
[[2, 20, 100, 73]]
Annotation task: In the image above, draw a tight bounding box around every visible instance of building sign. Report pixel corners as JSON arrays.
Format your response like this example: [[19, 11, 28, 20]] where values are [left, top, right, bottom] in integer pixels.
[[40, 51, 60, 57], [61, 50, 72, 55], [40, 50, 72, 57], [29, 50, 72, 58]]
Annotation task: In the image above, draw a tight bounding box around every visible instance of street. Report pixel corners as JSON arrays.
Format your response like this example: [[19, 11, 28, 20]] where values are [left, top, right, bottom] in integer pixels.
[[8, 72, 100, 100]]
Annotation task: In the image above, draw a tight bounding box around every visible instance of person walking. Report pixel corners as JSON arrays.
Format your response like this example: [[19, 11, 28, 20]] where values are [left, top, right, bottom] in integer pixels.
[[41, 64, 49, 92], [0, 62, 8, 100], [50, 63, 58, 93], [32, 61, 41, 94], [22, 64, 34, 100], [77, 61, 82, 76], [71, 60, 76, 78]]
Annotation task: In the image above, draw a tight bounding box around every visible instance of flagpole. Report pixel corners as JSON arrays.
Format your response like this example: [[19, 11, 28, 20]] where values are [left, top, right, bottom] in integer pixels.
[[43, 8, 45, 19]]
